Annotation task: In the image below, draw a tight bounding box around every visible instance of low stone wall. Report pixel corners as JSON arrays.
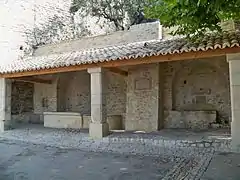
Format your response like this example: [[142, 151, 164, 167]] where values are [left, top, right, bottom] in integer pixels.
[[12, 113, 42, 124], [164, 110, 217, 129]]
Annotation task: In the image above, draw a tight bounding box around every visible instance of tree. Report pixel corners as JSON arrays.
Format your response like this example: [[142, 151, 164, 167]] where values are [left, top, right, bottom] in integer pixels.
[[70, 0, 149, 31], [144, 0, 240, 37]]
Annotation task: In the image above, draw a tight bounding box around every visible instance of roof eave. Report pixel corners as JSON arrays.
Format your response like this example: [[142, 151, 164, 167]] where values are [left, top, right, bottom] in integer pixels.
[[3, 47, 240, 78]]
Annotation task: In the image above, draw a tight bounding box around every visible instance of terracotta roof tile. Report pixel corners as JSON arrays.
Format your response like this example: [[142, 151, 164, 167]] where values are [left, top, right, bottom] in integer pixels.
[[1, 32, 240, 74]]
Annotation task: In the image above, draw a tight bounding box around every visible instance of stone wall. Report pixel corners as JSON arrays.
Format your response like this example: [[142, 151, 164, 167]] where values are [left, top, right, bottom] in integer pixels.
[[33, 75, 58, 122], [60, 71, 90, 114], [106, 71, 127, 116], [123, 56, 230, 131], [11, 56, 231, 130], [163, 56, 231, 128], [11, 81, 34, 115], [11, 81, 35, 124], [33, 22, 162, 56], [36, 70, 127, 126], [126, 64, 162, 132]]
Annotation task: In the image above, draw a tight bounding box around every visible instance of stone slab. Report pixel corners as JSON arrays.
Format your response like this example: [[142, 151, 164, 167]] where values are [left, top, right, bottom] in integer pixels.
[[43, 112, 82, 129], [82, 115, 91, 129]]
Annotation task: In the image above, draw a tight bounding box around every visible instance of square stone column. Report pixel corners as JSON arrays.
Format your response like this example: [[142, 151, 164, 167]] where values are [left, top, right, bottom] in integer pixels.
[[87, 68, 109, 138], [0, 78, 12, 132], [227, 53, 240, 151]]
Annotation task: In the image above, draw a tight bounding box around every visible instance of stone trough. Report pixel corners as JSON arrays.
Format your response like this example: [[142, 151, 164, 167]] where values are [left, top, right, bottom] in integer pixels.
[[43, 112, 123, 130], [164, 110, 217, 130]]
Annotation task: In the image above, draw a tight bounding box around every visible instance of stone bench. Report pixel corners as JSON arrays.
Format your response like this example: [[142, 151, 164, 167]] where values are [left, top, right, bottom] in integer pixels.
[[43, 112, 123, 130], [43, 112, 82, 129]]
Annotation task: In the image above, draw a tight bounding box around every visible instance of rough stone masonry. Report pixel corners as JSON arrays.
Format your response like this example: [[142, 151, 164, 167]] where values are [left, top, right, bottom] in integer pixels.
[[0, 0, 232, 132]]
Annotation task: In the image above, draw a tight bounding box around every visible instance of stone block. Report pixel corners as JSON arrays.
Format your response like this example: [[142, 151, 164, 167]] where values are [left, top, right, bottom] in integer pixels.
[[82, 115, 123, 130], [89, 122, 109, 138], [43, 112, 82, 129], [82, 115, 91, 129]]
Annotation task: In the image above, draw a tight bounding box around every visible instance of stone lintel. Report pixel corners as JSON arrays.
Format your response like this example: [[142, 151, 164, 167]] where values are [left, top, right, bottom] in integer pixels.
[[87, 67, 102, 74]]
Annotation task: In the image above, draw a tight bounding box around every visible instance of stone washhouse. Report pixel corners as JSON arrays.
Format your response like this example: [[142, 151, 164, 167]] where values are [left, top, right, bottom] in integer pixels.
[[1, 22, 240, 151]]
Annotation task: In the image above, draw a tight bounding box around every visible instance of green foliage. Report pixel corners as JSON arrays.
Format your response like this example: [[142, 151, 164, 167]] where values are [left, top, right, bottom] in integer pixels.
[[145, 0, 240, 37], [70, 0, 147, 30]]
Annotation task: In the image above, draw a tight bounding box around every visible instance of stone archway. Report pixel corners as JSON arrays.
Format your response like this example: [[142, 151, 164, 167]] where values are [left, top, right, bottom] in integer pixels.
[[172, 60, 230, 123], [57, 71, 91, 114]]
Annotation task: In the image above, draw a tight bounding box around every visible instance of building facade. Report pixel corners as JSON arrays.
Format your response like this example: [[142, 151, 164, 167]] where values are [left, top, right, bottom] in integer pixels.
[[1, 0, 240, 151]]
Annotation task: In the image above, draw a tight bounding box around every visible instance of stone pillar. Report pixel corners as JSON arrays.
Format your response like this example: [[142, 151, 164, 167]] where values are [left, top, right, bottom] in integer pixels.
[[87, 68, 109, 138], [0, 78, 12, 132], [227, 53, 240, 151]]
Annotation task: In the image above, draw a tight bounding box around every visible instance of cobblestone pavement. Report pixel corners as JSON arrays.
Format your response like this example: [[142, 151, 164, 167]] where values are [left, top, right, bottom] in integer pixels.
[[0, 125, 219, 179]]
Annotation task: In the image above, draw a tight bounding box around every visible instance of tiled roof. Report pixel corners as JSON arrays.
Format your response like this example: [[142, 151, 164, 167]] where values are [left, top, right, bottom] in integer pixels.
[[1, 32, 240, 74]]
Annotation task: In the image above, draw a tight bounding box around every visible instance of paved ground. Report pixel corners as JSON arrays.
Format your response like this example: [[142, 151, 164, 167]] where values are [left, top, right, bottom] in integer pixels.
[[201, 152, 240, 180], [0, 125, 238, 180], [0, 139, 179, 180], [1, 139, 240, 180]]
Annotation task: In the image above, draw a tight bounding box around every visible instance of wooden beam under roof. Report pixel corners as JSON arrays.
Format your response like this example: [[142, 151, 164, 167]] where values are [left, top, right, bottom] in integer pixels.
[[12, 76, 53, 84], [1, 46, 240, 78], [107, 67, 128, 76]]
